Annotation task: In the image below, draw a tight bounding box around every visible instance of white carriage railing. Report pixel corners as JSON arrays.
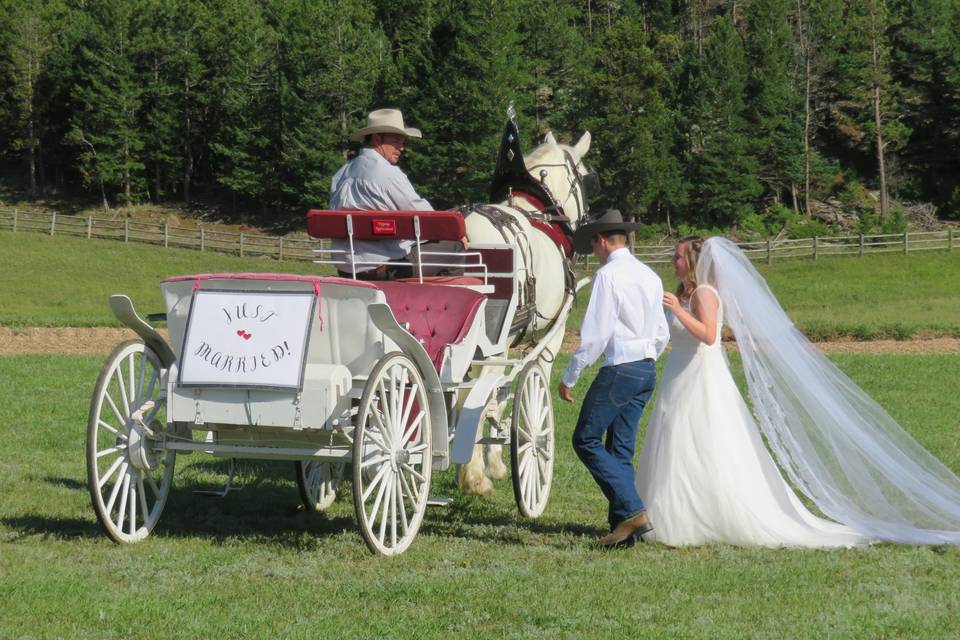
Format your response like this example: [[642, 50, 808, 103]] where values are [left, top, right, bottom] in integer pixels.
[[0, 206, 955, 267]]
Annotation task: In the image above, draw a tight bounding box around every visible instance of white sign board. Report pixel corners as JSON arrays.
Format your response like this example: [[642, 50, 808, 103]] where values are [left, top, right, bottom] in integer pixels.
[[178, 290, 315, 389]]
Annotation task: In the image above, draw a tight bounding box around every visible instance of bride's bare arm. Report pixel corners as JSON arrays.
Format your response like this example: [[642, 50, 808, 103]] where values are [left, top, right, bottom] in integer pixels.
[[662, 287, 719, 344]]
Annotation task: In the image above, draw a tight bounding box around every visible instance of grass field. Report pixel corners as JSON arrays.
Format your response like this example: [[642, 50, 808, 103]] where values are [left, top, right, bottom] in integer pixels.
[[2, 352, 959, 639], [2, 230, 958, 339]]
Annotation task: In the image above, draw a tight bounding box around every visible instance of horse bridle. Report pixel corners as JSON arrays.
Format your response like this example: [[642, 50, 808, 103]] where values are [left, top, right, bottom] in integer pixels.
[[525, 150, 593, 227]]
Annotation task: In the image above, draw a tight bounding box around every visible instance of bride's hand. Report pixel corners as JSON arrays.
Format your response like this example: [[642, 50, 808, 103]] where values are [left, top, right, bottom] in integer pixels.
[[663, 292, 681, 313]]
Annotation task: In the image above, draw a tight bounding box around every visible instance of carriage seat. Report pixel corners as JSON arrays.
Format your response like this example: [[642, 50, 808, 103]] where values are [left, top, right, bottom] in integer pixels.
[[373, 281, 485, 374], [307, 209, 466, 242]]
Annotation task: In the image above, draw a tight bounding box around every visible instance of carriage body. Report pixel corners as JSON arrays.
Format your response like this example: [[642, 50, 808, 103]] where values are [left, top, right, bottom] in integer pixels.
[[86, 209, 576, 555]]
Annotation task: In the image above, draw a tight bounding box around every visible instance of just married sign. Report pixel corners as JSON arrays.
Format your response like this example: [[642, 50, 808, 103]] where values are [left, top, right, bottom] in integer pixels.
[[178, 289, 316, 389]]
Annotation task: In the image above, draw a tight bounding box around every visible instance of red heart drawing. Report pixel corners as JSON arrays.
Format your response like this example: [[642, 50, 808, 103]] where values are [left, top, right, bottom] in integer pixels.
[[236, 329, 245, 337], [242, 331, 252, 340]]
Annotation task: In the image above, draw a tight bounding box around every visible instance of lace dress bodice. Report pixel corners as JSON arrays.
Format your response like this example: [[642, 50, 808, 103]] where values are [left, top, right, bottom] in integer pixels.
[[668, 285, 723, 357]]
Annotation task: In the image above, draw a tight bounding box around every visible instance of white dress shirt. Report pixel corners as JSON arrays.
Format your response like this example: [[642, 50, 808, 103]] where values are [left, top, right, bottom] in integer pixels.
[[562, 248, 670, 388], [330, 148, 432, 272]]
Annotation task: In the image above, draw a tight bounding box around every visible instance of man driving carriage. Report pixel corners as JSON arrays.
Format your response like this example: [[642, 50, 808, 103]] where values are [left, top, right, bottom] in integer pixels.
[[331, 108, 466, 280]]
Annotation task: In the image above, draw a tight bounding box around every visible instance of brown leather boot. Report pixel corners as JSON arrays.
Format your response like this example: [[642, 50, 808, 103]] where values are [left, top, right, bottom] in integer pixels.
[[598, 512, 654, 547]]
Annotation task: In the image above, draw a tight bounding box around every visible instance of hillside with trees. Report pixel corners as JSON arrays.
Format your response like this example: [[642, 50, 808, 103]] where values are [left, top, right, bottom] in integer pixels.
[[1, 0, 958, 237]]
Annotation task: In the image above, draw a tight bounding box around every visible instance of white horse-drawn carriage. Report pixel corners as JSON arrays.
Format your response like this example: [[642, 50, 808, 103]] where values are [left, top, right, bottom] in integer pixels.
[[86, 114, 595, 555]]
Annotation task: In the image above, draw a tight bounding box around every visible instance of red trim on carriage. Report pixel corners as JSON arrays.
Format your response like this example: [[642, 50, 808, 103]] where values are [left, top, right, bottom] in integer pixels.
[[306, 209, 466, 242], [160, 273, 379, 288]]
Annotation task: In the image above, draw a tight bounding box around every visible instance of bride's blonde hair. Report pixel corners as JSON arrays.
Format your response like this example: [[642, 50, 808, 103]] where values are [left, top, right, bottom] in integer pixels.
[[675, 236, 705, 301]]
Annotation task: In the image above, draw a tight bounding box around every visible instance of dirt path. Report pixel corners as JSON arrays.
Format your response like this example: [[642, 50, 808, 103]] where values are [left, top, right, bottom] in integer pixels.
[[2, 326, 959, 357]]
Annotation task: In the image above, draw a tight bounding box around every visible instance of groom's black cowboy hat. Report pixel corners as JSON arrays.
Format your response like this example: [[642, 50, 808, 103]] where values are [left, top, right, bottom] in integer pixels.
[[571, 208, 641, 254]]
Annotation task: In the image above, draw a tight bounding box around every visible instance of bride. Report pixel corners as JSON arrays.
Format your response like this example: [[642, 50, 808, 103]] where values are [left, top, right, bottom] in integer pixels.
[[635, 236, 960, 547]]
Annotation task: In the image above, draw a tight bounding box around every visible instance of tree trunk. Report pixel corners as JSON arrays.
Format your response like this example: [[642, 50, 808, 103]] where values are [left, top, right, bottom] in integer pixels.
[[797, 0, 812, 216], [870, 2, 889, 221], [183, 73, 193, 206]]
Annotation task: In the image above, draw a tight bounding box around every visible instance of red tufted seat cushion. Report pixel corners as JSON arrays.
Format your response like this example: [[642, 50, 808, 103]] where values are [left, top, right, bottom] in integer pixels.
[[373, 282, 485, 372]]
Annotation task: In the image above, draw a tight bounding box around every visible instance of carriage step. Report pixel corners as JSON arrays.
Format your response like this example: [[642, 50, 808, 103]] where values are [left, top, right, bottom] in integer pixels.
[[476, 437, 508, 445]]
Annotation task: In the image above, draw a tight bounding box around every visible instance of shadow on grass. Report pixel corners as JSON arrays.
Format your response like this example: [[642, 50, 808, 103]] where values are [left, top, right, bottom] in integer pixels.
[[18, 460, 598, 549]]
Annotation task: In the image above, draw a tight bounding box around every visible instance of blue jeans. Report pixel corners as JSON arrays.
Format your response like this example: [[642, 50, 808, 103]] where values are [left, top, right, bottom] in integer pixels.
[[572, 359, 657, 530]]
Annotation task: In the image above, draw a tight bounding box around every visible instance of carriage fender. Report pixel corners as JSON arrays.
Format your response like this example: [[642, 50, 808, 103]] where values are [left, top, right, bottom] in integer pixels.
[[109, 295, 176, 367], [367, 302, 449, 471], [450, 372, 506, 464]]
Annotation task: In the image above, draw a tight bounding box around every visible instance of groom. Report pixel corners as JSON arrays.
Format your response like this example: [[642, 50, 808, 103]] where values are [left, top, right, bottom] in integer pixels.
[[558, 209, 669, 547]]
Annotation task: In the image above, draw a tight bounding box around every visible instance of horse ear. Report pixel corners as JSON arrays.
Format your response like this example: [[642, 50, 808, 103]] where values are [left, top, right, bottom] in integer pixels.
[[543, 131, 557, 145], [573, 131, 591, 158]]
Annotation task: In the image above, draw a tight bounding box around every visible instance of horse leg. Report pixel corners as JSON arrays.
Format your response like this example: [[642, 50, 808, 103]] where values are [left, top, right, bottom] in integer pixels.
[[484, 443, 508, 480], [456, 445, 493, 496]]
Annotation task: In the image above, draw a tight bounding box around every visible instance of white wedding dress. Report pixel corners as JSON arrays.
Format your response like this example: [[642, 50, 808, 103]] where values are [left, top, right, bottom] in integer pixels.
[[635, 285, 870, 547]]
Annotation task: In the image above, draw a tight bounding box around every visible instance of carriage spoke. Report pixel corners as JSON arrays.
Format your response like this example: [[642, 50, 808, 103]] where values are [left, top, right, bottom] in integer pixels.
[[128, 481, 138, 535], [96, 444, 124, 459], [398, 382, 419, 432], [370, 402, 393, 449], [114, 365, 131, 418], [135, 353, 146, 408], [143, 368, 159, 403], [399, 465, 419, 504], [114, 472, 131, 531], [360, 454, 390, 469], [103, 392, 127, 430], [98, 456, 125, 491], [361, 462, 390, 503], [516, 441, 533, 458], [138, 477, 149, 520], [97, 418, 125, 439], [146, 474, 161, 500], [128, 354, 137, 410], [400, 411, 425, 448], [389, 474, 398, 548], [401, 463, 425, 484], [396, 478, 409, 536], [377, 474, 394, 544]]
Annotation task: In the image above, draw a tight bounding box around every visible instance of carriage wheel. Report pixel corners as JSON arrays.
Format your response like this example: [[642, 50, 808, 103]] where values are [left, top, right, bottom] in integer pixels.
[[295, 460, 343, 512], [87, 340, 175, 543], [352, 352, 432, 556], [510, 362, 554, 518]]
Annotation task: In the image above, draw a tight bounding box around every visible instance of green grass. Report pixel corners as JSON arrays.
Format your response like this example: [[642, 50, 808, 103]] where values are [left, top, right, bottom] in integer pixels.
[[2, 352, 959, 639], [566, 250, 960, 341], [2, 230, 959, 338], [0, 230, 332, 326]]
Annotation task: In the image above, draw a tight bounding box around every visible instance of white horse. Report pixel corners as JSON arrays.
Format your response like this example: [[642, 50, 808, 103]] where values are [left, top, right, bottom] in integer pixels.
[[456, 128, 594, 495]]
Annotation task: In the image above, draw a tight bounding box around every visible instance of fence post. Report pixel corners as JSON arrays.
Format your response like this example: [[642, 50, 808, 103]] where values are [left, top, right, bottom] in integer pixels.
[[903, 232, 909, 254], [164, 222, 169, 248], [812, 236, 818, 261], [859, 234, 864, 257], [949, 228, 954, 252], [239, 231, 244, 257], [12, 207, 17, 232], [87, 216, 92, 239], [200, 226, 205, 251], [50, 212, 57, 236], [278, 237, 284, 261], [124, 219, 129, 242], [766, 238, 772, 264]]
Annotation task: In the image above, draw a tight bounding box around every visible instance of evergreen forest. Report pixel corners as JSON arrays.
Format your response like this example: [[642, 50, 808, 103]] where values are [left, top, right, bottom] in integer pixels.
[[2, 0, 959, 236]]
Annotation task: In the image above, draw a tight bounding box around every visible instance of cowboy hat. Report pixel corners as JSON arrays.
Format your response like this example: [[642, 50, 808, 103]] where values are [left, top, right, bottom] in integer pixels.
[[350, 108, 423, 142], [571, 208, 641, 254]]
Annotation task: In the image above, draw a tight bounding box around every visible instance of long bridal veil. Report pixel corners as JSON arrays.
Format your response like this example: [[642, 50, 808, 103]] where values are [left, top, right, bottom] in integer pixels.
[[699, 237, 960, 544]]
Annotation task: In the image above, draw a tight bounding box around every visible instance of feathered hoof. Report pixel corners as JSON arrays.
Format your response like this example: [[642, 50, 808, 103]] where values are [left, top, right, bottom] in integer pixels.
[[456, 463, 494, 496], [484, 446, 509, 480]]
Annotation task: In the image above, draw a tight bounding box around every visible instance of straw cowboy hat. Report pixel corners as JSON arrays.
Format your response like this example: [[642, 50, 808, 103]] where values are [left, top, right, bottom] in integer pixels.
[[572, 208, 641, 254], [350, 108, 423, 142]]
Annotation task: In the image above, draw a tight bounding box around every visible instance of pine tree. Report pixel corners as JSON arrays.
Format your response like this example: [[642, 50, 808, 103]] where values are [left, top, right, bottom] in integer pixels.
[[578, 11, 686, 225], [743, 0, 804, 211], [67, 0, 145, 208], [680, 15, 762, 229]]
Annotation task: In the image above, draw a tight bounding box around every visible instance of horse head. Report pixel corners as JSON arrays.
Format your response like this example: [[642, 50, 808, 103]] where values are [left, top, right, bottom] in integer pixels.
[[522, 131, 596, 229]]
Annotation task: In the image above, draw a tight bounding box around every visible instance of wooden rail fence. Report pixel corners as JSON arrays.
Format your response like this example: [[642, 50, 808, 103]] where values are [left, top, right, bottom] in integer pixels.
[[0, 206, 954, 266]]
